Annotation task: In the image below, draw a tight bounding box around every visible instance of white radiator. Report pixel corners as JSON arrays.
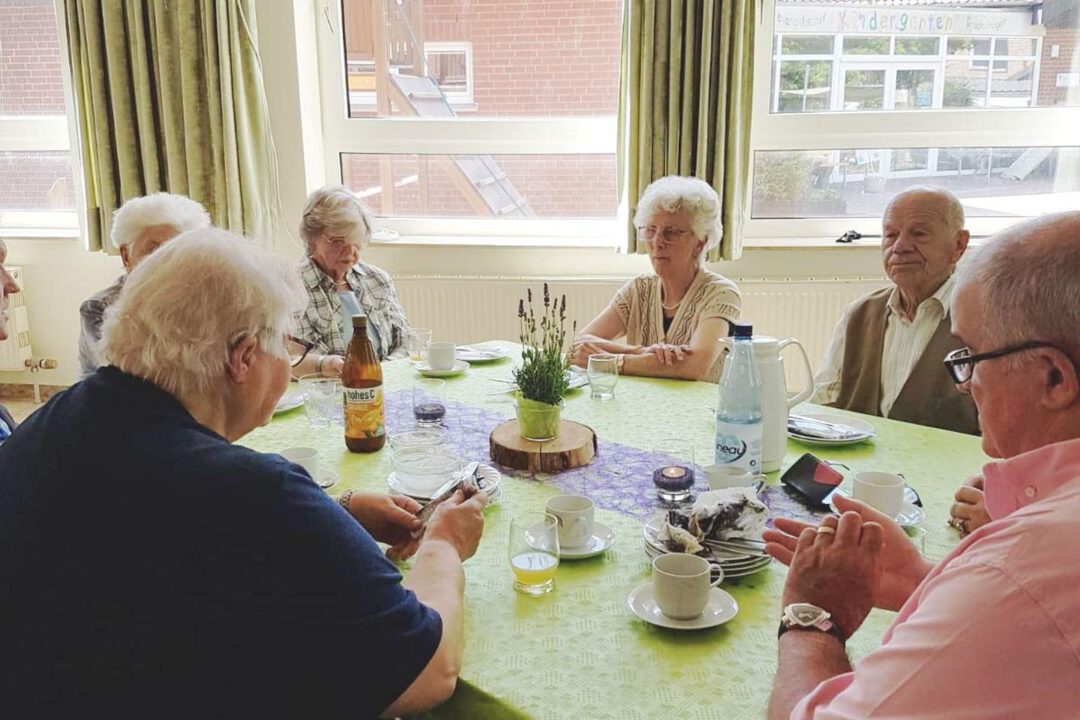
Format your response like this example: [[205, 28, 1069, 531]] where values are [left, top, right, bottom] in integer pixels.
[[393, 275, 886, 383], [0, 266, 32, 371]]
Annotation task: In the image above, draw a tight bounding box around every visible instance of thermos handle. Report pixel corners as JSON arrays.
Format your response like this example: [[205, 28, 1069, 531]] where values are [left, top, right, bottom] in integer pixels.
[[778, 338, 815, 409]]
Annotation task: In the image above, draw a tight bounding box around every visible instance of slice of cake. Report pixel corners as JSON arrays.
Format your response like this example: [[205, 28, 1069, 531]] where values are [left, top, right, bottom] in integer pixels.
[[661, 487, 768, 553]]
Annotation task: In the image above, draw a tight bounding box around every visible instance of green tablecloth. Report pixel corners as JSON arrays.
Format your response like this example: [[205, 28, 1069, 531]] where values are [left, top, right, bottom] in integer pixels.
[[241, 342, 988, 719]]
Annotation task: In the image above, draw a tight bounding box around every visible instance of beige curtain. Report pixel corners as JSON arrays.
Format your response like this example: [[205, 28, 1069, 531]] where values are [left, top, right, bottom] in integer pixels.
[[620, 0, 756, 261], [62, 0, 279, 252]]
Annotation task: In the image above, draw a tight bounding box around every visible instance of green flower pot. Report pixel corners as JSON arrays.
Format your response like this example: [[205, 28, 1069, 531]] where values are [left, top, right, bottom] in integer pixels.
[[516, 396, 563, 441]]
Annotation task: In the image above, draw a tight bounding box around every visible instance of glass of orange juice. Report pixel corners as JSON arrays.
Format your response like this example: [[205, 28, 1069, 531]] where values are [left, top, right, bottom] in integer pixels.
[[509, 513, 559, 596]]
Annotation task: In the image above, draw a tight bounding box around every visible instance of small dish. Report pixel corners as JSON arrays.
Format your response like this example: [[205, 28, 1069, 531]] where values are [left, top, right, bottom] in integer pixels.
[[273, 391, 304, 415], [388, 463, 503, 502], [788, 412, 874, 446], [415, 360, 470, 378], [627, 583, 739, 630], [559, 522, 616, 560], [314, 469, 338, 490], [829, 487, 927, 528]]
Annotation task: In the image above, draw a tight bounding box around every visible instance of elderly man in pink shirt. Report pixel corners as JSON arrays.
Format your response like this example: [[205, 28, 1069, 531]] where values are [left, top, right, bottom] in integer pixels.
[[763, 211, 1080, 719]]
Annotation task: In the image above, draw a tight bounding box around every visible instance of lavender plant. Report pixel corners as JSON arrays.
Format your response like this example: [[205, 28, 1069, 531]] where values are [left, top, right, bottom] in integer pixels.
[[514, 283, 574, 406]]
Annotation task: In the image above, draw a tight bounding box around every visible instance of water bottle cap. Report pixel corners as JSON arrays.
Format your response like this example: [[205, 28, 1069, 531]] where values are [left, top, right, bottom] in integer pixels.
[[730, 322, 753, 338]]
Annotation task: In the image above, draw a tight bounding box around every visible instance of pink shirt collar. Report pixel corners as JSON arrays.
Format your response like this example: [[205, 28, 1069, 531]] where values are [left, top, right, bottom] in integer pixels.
[[984, 436, 1080, 520]]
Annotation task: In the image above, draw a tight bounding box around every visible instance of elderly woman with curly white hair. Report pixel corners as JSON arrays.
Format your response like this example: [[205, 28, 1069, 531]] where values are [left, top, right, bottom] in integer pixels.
[[78, 192, 211, 377], [295, 185, 411, 376], [572, 176, 741, 382], [0, 228, 486, 717]]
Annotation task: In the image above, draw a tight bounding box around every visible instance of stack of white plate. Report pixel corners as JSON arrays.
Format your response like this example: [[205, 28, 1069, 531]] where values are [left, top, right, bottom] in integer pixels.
[[387, 463, 502, 506], [642, 513, 772, 579]]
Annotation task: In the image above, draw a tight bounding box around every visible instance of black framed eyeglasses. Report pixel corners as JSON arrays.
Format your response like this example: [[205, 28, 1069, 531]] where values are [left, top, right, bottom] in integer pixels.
[[287, 335, 315, 368], [943, 340, 1073, 384]]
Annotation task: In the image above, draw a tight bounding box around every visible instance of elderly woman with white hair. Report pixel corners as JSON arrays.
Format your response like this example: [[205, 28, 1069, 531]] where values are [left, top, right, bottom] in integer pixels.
[[0, 228, 486, 717], [77, 192, 211, 377], [296, 185, 411, 376], [572, 176, 741, 382]]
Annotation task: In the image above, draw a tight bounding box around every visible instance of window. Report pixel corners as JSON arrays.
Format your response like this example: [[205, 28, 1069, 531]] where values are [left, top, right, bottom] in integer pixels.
[[319, 0, 623, 244], [752, 0, 1080, 241], [0, 0, 78, 236]]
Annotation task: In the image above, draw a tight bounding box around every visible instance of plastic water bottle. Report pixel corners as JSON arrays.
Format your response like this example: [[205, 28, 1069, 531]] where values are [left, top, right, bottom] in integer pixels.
[[715, 322, 763, 473]]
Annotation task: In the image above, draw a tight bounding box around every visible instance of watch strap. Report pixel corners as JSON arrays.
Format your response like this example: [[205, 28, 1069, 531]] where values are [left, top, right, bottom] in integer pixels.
[[777, 618, 845, 643]]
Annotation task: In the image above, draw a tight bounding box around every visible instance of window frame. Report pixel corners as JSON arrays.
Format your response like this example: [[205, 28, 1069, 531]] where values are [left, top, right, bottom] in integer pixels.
[[315, 0, 621, 247], [747, 0, 1080, 243], [0, 0, 81, 239]]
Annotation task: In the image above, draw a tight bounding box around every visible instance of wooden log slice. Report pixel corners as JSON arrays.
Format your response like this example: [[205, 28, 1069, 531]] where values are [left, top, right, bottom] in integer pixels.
[[489, 419, 597, 473]]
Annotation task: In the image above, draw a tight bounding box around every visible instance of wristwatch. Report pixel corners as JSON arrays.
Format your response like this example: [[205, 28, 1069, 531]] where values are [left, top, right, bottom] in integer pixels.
[[778, 603, 844, 642]]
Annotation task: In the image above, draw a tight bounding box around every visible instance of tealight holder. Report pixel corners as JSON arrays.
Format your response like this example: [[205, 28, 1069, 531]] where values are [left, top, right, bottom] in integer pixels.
[[651, 439, 696, 505]]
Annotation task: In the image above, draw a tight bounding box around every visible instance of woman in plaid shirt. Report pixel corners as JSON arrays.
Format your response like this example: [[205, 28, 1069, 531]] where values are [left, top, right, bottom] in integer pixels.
[[293, 186, 412, 376]]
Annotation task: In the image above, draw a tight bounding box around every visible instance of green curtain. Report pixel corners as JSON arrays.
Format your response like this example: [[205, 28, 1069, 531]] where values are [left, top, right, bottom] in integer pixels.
[[620, 0, 756, 261], [62, 0, 279, 252]]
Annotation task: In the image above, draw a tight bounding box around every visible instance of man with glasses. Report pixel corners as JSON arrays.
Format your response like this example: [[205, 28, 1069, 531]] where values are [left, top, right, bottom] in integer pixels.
[[811, 186, 979, 434], [763, 212, 1080, 719]]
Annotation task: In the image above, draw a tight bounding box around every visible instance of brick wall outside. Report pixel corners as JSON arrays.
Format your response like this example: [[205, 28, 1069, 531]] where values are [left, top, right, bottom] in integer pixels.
[[342, 0, 621, 219], [0, 0, 71, 212], [1036, 27, 1080, 106], [343, 153, 616, 217]]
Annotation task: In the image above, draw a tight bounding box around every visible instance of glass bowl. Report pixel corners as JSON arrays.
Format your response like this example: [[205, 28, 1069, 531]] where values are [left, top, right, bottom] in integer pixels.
[[388, 427, 449, 452], [391, 446, 462, 496]]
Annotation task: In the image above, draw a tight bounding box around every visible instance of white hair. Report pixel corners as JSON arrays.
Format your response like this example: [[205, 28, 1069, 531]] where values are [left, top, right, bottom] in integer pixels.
[[633, 176, 723, 259], [110, 193, 211, 249], [102, 228, 307, 401], [956, 211, 1080, 356], [299, 185, 373, 253], [884, 186, 966, 233]]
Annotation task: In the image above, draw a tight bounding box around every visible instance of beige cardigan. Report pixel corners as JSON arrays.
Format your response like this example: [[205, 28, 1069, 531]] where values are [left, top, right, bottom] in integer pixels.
[[612, 269, 741, 382]]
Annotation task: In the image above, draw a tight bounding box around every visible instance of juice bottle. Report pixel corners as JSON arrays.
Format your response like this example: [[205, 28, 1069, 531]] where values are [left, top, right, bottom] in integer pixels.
[[342, 315, 385, 453]]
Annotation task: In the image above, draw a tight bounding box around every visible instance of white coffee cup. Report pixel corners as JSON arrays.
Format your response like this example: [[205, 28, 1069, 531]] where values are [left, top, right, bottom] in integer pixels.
[[280, 447, 320, 481], [545, 495, 594, 548], [705, 464, 754, 490], [852, 471, 904, 518], [428, 342, 456, 371], [652, 553, 723, 620]]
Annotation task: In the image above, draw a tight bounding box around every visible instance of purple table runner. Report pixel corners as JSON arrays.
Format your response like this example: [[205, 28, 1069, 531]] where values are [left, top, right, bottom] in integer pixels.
[[385, 390, 826, 526]]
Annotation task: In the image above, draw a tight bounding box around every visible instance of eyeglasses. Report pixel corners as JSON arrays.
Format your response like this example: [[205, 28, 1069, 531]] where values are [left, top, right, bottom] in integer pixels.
[[321, 234, 351, 249], [287, 335, 316, 368], [635, 225, 694, 243], [943, 340, 1078, 384]]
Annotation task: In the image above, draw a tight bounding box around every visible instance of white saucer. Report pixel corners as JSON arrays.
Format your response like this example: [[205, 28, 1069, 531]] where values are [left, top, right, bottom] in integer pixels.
[[829, 487, 926, 527], [274, 391, 305, 415], [559, 522, 616, 559], [415, 360, 470, 378], [627, 583, 739, 630], [789, 413, 875, 446], [314, 469, 338, 489]]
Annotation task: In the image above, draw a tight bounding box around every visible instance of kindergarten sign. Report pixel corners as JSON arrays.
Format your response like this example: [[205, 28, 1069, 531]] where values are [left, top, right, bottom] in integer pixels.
[[776, 5, 1037, 37]]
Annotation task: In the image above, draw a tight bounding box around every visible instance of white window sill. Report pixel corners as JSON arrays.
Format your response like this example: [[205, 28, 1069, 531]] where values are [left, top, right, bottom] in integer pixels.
[[371, 234, 619, 249]]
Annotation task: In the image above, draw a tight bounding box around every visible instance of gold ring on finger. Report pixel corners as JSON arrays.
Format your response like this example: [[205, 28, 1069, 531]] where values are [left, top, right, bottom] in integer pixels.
[[816, 525, 836, 536]]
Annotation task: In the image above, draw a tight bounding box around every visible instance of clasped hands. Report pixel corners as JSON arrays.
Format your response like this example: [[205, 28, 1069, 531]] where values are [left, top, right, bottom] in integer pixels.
[[764, 494, 933, 641], [569, 340, 692, 368], [343, 491, 488, 562]]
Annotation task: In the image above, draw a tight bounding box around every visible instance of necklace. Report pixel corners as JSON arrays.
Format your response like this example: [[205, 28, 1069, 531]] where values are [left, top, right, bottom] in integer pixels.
[[661, 298, 682, 312]]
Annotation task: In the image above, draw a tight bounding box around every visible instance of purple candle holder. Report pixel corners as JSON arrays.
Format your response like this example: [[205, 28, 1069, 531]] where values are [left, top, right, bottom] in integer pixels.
[[651, 440, 696, 505]]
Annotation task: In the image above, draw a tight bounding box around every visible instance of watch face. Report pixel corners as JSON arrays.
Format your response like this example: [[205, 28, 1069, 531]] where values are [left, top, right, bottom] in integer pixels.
[[787, 603, 829, 626]]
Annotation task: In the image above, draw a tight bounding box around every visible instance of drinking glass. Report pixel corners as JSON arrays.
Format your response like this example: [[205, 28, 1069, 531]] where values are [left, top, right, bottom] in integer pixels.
[[407, 328, 433, 363], [587, 353, 619, 400], [509, 513, 559, 596], [651, 439, 697, 505], [412, 379, 447, 427], [299, 375, 340, 428]]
